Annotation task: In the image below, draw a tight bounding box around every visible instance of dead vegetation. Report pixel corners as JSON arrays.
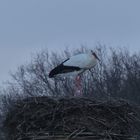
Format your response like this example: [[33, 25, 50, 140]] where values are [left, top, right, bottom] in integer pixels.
[[3, 97, 140, 140], [1, 46, 140, 140]]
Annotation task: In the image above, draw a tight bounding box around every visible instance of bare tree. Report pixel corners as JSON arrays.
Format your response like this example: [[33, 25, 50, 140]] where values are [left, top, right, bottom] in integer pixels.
[[1, 45, 140, 104]]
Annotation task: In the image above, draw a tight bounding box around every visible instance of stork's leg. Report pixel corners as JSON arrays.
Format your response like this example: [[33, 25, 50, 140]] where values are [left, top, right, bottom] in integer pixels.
[[74, 75, 82, 96]]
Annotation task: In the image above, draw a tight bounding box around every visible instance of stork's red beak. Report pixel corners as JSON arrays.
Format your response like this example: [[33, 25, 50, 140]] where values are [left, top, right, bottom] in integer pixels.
[[91, 50, 100, 61], [96, 55, 100, 61]]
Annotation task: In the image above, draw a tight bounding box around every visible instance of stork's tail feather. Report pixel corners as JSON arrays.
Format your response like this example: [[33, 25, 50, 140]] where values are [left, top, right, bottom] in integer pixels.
[[49, 67, 59, 78], [48, 71, 55, 78]]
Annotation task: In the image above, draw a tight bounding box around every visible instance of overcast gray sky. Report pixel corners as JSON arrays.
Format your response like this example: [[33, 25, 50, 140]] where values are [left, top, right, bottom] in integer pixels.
[[0, 0, 140, 85]]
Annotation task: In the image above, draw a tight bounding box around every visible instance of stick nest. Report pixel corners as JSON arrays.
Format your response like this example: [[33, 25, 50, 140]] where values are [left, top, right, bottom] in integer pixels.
[[3, 97, 140, 140]]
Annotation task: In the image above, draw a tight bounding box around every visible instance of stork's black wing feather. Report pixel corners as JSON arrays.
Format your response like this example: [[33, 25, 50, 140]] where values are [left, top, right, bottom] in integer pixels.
[[49, 62, 81, 78]]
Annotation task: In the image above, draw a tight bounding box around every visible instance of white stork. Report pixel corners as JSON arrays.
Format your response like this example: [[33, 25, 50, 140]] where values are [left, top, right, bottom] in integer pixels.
[[49, 50, 100, 96]]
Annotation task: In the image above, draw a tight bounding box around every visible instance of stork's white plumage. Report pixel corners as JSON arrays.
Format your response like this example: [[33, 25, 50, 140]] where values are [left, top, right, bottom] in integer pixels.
[[49, 50, 99, 78], [49, 50, 100, 96]]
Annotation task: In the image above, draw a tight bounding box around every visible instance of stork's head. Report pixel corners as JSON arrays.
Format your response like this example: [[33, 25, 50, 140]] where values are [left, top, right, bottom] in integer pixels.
[[91, 50, 100, 61]]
